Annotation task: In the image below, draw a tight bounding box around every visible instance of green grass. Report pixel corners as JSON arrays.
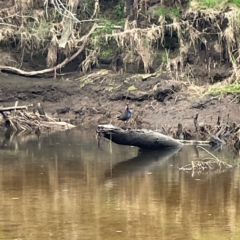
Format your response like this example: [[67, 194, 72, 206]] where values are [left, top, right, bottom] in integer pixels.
[[93, 20, 115, 36], [206, 81, 240, 95], [155, 6, 168, 16], [91, 19, 124, 58], [127, 85, 137, 91], [199, 0, 218, 8], [101, 48, 114, 58], [161, 49, 170, 63], [155, 6, 180, 18], [113, 0, 125, 19], [170, 8, 180, 18], [229, 0, 240, 7], [191, 0, 240, 8]]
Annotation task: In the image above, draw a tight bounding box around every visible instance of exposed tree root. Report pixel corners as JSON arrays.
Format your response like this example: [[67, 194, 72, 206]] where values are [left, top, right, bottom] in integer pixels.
[[0, 24, 97, 78]]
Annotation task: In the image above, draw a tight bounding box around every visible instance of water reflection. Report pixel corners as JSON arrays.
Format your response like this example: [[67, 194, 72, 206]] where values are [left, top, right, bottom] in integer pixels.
[[104, 148, 180, 180], [0, 129, 239, 240]]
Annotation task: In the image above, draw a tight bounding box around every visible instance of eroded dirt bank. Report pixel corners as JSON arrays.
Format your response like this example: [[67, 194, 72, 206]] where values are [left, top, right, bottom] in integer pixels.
[[0, 70, 239, 132]]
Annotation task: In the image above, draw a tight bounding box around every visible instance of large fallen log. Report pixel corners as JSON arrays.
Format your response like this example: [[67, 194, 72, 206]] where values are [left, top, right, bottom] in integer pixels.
[[97, 124, 183, 150]]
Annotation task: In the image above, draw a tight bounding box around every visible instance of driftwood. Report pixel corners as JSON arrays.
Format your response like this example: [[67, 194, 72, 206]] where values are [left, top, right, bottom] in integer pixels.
[[179, 146, 238, 176], [0, 105, 28, 112], [97, 124, 183, 150], [0, 102, 75, 135]]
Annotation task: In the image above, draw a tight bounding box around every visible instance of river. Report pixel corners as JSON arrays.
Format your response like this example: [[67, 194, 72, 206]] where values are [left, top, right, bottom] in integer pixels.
[[0, 128, 239, 240]]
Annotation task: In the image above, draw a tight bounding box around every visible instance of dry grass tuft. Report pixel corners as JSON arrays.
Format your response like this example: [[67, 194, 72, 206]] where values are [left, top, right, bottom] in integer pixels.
[[81, 49, 99, 73]]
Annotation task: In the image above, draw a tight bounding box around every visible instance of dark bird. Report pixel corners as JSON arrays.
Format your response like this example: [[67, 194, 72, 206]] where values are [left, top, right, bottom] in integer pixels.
[[117, 104, 132, 122]]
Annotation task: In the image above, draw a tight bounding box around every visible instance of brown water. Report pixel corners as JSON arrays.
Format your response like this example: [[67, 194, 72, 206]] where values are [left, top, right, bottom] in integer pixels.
[[0, 129, 240, 240]]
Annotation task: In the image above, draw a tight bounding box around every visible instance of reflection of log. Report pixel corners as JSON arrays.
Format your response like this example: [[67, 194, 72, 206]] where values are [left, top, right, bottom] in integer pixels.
[[97, 124, 183, 150], [105, 148, 180, 179]]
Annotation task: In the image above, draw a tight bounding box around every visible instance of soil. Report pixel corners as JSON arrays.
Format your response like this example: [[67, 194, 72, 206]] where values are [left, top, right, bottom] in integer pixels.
[[0, 66, 240, 133]]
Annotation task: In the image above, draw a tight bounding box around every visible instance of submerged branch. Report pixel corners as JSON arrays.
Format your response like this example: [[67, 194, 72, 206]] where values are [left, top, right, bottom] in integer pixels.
[[196, 146, 220, 161], [179, 146, 238, 175]]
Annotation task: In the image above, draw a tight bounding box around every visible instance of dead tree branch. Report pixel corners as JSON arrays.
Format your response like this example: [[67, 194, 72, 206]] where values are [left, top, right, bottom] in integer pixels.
[[179, 146, 238, 175], [0, 24, 97, 77], [0, 106, 28, 112]]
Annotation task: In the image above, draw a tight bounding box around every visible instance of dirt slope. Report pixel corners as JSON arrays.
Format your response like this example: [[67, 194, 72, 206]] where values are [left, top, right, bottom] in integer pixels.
[[0, 69, 239, 133]]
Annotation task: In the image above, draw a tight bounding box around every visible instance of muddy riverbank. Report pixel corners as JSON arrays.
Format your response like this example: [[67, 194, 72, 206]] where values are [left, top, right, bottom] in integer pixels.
[[0, 69, 239, 133]]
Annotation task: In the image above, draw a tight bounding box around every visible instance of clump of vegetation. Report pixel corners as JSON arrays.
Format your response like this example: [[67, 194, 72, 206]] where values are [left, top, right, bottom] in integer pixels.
[[91, 19, 124, 59], [113, 0, 125, 19], [155, 6, 180, 18], [229, 0, 240, 7], [206, 80, 240, 96], [190, 0, 240, 8], [2, 0, 240, 79], [161, 49, 170, 63], [93, 19, 125, 37], [199, 0, 219, 8]]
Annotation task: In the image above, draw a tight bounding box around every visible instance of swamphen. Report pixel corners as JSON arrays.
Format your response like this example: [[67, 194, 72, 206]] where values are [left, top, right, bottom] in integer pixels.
[[117, 104, 132, 122]]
